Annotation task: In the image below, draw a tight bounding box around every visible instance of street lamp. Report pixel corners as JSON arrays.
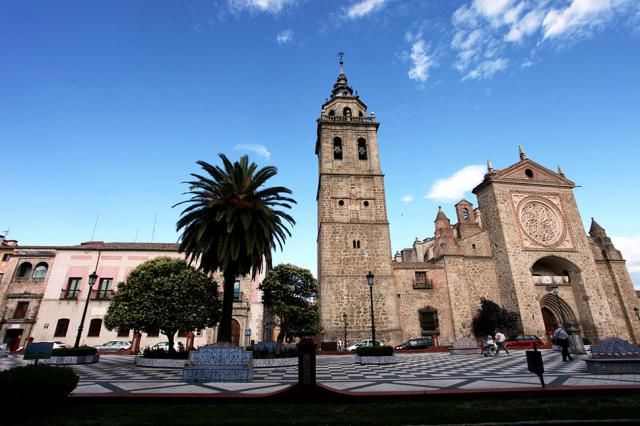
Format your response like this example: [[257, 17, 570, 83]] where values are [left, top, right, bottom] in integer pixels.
[[366, 271, 377, 347], [74, 271, 98, 349], [342, 313, 348, 351]]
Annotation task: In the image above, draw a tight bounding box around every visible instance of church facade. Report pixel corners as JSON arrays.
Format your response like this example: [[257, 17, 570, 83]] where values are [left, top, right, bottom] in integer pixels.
[[316, 63, 640, 347]]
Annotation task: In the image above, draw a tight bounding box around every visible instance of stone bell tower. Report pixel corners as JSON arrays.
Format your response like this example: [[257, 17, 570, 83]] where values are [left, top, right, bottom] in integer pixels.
[[316, 55, 401, 345]]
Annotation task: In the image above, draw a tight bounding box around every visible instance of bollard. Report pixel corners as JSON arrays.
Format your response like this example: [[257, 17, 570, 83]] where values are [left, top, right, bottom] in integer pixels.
[[526, 343, 545, 388], [297, 338, 317, 386]]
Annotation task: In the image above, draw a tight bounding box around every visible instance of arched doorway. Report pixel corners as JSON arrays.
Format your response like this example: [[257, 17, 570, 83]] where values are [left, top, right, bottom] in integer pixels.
[[231, 319, 241, 346]]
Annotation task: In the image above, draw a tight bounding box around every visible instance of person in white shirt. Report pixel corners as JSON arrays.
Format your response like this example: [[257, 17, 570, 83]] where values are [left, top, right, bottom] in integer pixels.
[[554, 325, 573, 361], [494, 330, 509, 355]]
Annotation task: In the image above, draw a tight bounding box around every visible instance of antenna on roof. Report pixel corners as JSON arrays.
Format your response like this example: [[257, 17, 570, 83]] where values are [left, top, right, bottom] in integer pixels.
[[91, 214, 100, 240], [151, 213, 157, 243], [134, 228, 139, 243]]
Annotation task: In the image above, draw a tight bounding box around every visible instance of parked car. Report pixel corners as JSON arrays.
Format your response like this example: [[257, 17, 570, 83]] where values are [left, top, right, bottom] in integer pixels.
[[94, 340, 132, 352], [347, 339, 383, 351], [504, 335, 544, 350], [17, 340, 68, 352], [395, 337, 433, 350]]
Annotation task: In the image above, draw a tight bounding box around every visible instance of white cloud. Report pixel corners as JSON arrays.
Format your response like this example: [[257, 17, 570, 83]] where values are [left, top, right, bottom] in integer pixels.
[[611, 236, 640, 289], [234, 144, 271, 159], [276, 29, 293, 44], [228, 0, 297, 14], [450, 0, 636, 79], [425, 165, 485, 202], [401, 195, 414, 204], [405, 32, 434, 83], [346, 0, 387, 20]]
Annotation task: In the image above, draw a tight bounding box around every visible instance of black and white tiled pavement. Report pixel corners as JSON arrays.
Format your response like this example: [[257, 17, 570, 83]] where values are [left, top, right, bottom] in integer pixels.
[[2, 350, 638, 395]]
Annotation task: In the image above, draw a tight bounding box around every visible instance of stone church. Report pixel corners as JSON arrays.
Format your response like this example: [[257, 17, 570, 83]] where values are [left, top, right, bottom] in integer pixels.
[[316, 61, 640, 347]]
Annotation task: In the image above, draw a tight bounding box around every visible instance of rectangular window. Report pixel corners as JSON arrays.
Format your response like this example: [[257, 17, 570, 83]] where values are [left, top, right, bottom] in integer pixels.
[[413, 272, 432, 289], [65, 277, 81, 299], [233, 281, 240, 300], [97, 278, 112, 299], [117, 327, 130, 338], [87, 319, 102, 337], [1, 254, 10, 261], [13, 302, 29, 319], [54, 318, 70, 337]]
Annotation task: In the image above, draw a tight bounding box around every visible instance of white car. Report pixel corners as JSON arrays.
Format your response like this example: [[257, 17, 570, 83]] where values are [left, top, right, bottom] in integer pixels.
[[149, 341, 181, 351], [347, 339, 384, 351], [94, 340, 132, 352]]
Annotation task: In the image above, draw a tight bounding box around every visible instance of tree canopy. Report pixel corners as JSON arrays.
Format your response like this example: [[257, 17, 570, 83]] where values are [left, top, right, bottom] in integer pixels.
[[104, 257, 221, 351], [472, 298, 520, 339], [259, 264, 321, 342], [174, 154, 295, 343]]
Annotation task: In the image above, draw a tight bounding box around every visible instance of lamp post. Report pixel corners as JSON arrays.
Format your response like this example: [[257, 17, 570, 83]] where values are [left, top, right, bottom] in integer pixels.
[[366, 271, 377, 347], [342, 313, 348, 351], [74, 271, 98, 349]]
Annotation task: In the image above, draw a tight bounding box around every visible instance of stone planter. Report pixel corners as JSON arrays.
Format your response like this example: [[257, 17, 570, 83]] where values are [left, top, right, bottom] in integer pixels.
[[355, 355, 397, 365], [183, 345, 254, 383], [41, 354, 100, 365], [252, 357, 297, 368], [135, 356, 187, 368]]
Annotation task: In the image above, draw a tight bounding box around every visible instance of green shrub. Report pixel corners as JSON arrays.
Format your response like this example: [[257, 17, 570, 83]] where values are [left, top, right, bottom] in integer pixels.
[[0, 365, 79, 403], [52, 345, 97, 357], [356, 345, 394, 357], [251, 346, 298, 359], [142, 347, 189, 359]]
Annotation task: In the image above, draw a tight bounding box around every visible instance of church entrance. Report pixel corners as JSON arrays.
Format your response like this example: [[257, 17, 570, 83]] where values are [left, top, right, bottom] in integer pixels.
[[541, 307, 557, 343]]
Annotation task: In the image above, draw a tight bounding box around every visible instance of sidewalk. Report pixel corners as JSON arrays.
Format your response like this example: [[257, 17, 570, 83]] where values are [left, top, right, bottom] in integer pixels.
[[2, 349, 639, 397]]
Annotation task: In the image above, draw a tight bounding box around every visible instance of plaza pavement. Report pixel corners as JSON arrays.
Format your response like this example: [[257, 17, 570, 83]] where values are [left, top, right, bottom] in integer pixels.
[[1, 350, 639, 397]]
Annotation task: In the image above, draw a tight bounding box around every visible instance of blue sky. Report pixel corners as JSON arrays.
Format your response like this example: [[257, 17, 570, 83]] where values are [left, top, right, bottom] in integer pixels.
[[2, 0, 639, 287]]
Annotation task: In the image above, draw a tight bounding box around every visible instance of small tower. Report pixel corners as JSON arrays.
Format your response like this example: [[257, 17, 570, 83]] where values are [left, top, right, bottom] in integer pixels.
[[434, 207, 457, 257], [589, 218, 623, 260]]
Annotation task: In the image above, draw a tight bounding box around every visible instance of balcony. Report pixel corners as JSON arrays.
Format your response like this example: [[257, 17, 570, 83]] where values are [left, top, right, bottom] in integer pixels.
[[320, 115, 376, 123], [413, 279, 433, 290], [91, 289, 115, 301], [60, 288, 80, 300]]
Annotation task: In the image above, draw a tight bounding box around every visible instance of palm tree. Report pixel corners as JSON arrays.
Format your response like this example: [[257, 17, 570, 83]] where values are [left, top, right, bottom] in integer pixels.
[[175, 154, 296, 343]]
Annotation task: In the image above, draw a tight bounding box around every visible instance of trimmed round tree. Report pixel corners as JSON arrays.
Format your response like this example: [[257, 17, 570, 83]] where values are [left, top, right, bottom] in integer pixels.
[[259, 264, 321, 343], [175, 154, 295, 343], [104, 257, 221, 352]]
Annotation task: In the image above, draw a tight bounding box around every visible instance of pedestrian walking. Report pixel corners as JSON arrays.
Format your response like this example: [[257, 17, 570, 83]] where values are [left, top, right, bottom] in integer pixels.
[[553, 324, 573, 361], [494, 330, 509, 355]]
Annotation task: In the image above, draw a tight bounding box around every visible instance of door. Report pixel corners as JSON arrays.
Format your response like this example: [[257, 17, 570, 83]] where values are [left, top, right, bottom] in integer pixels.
[[541, 307, 557, 343], [231, 319, 241, 346], [4, 329, 23, 352]]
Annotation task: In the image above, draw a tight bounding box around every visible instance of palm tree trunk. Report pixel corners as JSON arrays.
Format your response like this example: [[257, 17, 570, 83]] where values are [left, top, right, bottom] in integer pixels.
[[217, 268, 236, 343]]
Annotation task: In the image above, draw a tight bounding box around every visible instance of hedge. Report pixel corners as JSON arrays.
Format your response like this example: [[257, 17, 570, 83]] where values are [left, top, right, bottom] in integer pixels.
[[356, 345, 394, 357], [142, 347, 189, 359], [52, 345, 97, 357], [0, 365, 79, 403]]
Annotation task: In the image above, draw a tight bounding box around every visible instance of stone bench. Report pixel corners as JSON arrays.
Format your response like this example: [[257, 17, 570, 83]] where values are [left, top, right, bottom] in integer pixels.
[[449, 337, 481, 355], [584, 337, 640, 374]]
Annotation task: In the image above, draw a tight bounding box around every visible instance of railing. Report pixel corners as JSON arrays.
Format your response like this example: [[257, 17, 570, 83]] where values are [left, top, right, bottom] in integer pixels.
[[60, 288, 80, 300], [533, 275, 569, 285], [233, 300, 250, 309], [413, 279, 433, 289], [91, 289, 115, 300], [12, 277, 46, 284], [320, 115, 376, 123]]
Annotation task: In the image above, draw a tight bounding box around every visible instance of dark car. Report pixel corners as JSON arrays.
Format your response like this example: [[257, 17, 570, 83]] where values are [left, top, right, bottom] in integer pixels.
[[504, 335, 544, 350], [395, 337, 433, 350]]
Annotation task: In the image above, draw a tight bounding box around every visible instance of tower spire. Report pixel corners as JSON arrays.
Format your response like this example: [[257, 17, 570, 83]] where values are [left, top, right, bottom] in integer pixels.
[[338, 51, 345, 74], [518, 145, 527, 161]]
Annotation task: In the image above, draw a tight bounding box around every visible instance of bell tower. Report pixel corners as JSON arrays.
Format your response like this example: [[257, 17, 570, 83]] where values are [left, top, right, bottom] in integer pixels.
[[316, 55, 401, 344]]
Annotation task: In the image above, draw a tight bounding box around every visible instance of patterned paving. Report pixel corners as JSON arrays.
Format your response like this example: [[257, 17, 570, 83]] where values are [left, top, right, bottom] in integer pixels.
[[2, 350, 639, 396]]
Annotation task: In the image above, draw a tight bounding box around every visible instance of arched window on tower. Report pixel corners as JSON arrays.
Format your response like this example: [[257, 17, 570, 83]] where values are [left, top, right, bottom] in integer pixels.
[[333, 137, 343, 160], [328, 110, 335, 117], [343, 107, 352, 118], [357, 138, 367, 160], [463, 208, 469, 220]]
